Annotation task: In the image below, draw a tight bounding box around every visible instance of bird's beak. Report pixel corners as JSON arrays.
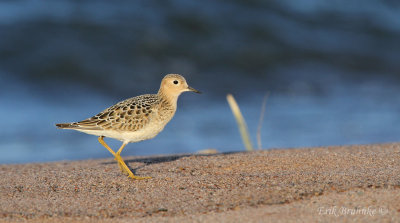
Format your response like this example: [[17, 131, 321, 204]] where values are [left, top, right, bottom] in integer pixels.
[[188, 86, 201, 94]]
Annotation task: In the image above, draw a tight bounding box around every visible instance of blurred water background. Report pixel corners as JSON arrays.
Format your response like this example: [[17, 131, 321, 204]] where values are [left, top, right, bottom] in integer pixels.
[[1, 0, 400, 164]]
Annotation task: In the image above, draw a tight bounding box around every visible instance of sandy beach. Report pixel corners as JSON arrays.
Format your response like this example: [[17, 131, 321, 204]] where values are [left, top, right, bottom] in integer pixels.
[[1, 143, 399, 222]]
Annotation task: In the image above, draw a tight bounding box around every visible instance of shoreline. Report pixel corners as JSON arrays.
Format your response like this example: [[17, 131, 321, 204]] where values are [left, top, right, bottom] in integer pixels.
[[1, 143, 399, 222]]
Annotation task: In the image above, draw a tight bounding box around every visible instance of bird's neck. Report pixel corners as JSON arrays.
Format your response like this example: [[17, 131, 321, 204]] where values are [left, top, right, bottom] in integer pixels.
[[157, 89, 179, 109]]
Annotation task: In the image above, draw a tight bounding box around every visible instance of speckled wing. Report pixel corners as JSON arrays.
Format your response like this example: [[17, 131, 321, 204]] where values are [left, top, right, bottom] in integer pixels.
[[69, 94, 160, 132]]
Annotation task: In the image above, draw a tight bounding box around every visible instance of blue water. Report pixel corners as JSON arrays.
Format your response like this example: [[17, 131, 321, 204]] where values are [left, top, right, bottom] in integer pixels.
[[1, 0, 400, 163], [2, 70, 400, 164]]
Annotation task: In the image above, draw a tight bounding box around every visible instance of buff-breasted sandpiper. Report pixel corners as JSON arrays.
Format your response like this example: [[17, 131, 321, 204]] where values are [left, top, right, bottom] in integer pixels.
[[56, 74, 200, 179]]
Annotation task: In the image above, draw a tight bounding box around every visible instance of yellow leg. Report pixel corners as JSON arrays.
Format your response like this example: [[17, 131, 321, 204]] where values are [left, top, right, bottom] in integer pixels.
[[116, 142, 126, 155], [98, 136, 116, 156], [98, 136, 126, 173], [114, 143, 130, 174], [114, 143, 135, 176], [98, 136, 151, 180]]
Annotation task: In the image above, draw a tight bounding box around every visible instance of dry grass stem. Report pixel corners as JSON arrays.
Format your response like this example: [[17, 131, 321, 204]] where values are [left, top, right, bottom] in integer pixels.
[[227, 94, 254, 151], [257, 92, 269, 150]]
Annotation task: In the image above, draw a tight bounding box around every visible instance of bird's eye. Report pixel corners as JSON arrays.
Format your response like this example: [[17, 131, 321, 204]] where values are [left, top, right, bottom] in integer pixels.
[[173, 80, 179, 85]]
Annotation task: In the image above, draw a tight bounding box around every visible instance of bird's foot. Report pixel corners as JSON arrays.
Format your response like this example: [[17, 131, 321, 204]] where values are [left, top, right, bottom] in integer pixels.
[[114, 155, 151, 180]]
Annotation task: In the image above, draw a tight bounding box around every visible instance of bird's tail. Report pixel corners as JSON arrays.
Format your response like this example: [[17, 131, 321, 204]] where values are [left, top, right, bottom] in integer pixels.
[[55, 123, 78, 129]]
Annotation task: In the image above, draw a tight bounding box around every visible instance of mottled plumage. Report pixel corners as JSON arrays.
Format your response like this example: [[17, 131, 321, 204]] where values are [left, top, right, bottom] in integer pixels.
[[59, 95, 156, 130], [56, 74, 200, 179]]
